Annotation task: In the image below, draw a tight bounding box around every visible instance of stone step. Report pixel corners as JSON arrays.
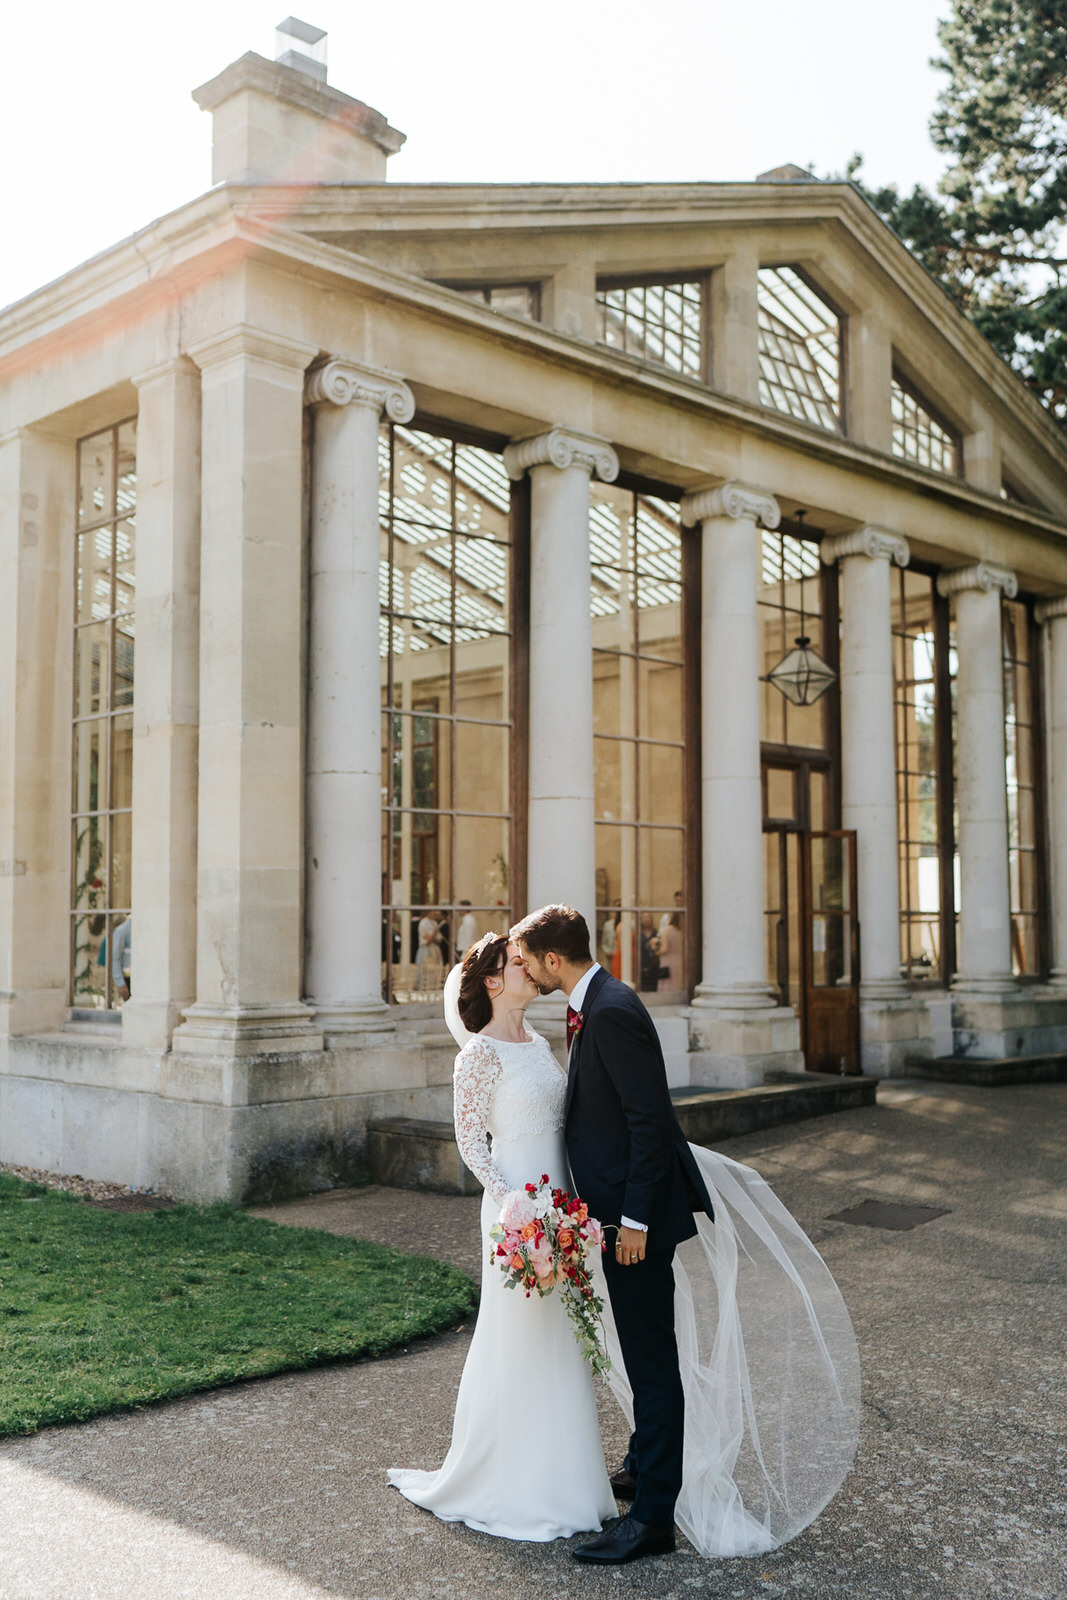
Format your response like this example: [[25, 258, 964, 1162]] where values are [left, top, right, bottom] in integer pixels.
[[670, 1071, 877, 1143], [367, 1117, 483, 1196], [367, 1071, 876, 1195], [900, 1053, 1067, 1087]]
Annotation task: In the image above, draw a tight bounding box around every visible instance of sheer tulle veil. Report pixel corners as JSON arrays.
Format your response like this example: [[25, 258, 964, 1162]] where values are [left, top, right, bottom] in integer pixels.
[[441, 966, 860, 1556], [443, 963, 472, 1049]]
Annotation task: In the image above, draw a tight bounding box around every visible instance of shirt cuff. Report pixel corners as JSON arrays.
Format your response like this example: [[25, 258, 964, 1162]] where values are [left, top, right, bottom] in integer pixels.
[[621, 1215, 648, 1232]]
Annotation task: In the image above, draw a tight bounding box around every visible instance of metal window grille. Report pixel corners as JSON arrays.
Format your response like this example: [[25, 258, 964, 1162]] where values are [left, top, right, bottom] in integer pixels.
[[891, 374, 960, 475], [757, 267, 841, 433], [448, 283, 541, 321], [380, 423, 513, 1004], [596, 278, 706, 379], [590, 485, 687, 994], [71, 418, 137, 1011], [1002, 599, 1041, 976]]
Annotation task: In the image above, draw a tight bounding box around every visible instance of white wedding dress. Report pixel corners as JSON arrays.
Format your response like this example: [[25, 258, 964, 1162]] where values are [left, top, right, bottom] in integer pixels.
[[388, 1025, 618, 1540], [388, 969, 861, 1556]]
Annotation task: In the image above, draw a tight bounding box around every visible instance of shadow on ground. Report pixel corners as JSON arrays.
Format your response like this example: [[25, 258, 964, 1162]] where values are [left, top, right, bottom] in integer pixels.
[[0, 1080, 1063, 1600]]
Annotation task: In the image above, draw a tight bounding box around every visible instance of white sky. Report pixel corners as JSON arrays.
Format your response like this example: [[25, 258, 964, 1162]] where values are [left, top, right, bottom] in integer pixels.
[[0, 0, 954, 313]]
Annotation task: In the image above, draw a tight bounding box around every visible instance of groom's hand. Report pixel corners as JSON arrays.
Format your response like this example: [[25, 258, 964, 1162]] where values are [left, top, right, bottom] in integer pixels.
[[615, 1224, 647, 1266]]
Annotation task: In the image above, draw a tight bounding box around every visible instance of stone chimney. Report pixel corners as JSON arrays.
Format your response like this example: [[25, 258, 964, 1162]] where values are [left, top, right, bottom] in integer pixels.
[[192, 25, 405, 186]]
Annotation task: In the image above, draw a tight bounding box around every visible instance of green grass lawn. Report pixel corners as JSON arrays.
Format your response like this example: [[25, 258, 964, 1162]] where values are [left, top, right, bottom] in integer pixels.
[[0, 1171, 477, 1438]]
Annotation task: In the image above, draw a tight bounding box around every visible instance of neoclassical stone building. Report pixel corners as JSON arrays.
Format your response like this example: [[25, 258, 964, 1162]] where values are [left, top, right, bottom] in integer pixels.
[[2, 37, 1067, 1199]]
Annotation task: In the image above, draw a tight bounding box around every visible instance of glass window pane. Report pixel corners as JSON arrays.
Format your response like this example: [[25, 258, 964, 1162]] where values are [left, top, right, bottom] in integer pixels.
[[639, 827, 684, 911], [639, 743, 684, 828], [111, 713, 133, 812], [594, 735, 626, 822], [638, 661, 683, 741], [596, 278, 706, 378], [71, 914, 108, 1008], [110, 813, 132, 913], [72, 816, 105, 913], [77, 527, 113, 622], [453, 720, 508, 815], [73, 719, 107, 814], [113, 616, 135, 708], [453, 815, 509, 915], [757, 267, 841, 433], [115, 519, 136, 612], [78, 431, 114, 527], [593, 652, 626, 736], [117, 421, 137, 517], [74, 623, 110, 717], [766, 766, 796, 820]]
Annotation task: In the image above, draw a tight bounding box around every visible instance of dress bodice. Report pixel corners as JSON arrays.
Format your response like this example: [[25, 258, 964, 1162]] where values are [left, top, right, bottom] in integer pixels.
[[453, 1030, 566, 1200]]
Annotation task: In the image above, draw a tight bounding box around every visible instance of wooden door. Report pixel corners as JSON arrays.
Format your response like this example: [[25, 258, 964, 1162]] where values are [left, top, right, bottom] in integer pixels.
[[799, 829, 860, 1075]]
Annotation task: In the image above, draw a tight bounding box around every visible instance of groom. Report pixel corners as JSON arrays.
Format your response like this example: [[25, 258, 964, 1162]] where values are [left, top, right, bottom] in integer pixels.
[[511, 903, 714, 1565]]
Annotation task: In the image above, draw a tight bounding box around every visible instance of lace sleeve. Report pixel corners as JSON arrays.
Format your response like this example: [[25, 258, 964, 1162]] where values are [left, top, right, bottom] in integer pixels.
[[453, 1038, 510, 1202]]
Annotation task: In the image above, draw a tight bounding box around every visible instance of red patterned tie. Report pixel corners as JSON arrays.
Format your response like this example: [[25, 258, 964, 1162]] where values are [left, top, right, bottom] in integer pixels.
[[566, 1006, 583, 1050]]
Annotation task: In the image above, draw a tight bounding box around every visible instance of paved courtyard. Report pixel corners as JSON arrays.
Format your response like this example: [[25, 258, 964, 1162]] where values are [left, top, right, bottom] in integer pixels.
[[0, 1079, 1063, 1600]]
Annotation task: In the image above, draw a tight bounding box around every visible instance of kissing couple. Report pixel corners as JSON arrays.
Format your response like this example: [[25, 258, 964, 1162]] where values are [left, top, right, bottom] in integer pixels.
[[389, 904, 859, 1562]]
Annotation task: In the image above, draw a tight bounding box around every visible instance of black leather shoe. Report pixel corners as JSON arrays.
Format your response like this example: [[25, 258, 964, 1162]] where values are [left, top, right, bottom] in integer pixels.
[[609, 1465, 637, 1500], [573, 1512, 676, 1564]]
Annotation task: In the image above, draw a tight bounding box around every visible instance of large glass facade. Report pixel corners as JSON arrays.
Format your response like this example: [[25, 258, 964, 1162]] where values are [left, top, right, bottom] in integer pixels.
[[891, 372, 960, 476], [757, 267, 842, 433], [758, 523, 833, 1007], [596, 277, 707, 380], [380, 424, 513, 1004], [1002, 598, 1042, 975], [591, 485, 688, 994], [71, 419, 137, 1010], [891, 568, 956, 981]]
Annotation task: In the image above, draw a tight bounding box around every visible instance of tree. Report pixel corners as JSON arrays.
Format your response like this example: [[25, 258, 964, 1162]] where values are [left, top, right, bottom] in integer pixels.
[[844, 0, 1067, 421]]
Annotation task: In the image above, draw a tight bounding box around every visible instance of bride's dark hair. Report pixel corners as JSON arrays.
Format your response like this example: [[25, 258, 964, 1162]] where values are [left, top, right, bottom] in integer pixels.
[[458, 933, 509, 1033]]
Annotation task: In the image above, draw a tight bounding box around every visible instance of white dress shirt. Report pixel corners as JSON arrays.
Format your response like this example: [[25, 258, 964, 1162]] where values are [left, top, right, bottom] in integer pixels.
[[564, 962, 647, 1234]]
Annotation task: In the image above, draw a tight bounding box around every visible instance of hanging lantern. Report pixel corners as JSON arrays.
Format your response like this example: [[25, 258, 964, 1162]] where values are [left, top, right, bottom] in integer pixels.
[[763, 508, 837, 707], [766, 635, 836, 705]]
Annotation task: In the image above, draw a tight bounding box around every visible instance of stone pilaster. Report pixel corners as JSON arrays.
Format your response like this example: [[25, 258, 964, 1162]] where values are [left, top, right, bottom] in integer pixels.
[[681, 482, 802, 1086], [122, 359, 201, 1051], [503, 427, 618, 936], [0, 427, 74, 1041], [822, 527, 920, 1076], [1036, 595, 1067, 987], [172, 325, 323, 1058], [304, 358, 414, 1039]]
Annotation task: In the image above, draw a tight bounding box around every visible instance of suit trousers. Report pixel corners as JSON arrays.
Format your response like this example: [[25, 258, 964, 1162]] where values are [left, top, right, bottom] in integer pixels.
[[602, 1242, 683, 1526]]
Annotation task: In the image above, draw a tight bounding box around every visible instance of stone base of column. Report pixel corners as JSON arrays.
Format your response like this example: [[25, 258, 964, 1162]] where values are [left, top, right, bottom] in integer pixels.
[[858, 982, 939, 1079], [309, 999, 396, 1045], [121, 998, 190, 1052], [949, 983, 1067, 1059], [172, 1002, 324, 1058], [687, 986, 803, 1088]]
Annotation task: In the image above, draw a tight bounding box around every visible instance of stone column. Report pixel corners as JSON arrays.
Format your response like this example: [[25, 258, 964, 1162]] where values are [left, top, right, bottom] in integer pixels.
[[822, 527, 916, 1075], [0, 427, 74, 1041], [122, 359, 201, 1051], [1036, 595, 1067, 985], [680, 482, 801, 1087], [304, 358, 414, 1037], [937, 562, 1017, 995], [503, 428, 618, 935], [172, 325, 323, 1058]]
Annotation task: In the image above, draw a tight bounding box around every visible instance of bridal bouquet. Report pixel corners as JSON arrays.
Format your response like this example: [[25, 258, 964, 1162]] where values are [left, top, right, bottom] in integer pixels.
[[489, 1176, 611, 1376]]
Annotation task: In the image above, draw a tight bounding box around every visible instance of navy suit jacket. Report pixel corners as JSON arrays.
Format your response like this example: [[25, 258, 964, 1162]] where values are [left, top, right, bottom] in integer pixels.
[[564, 968, 714, 1252]]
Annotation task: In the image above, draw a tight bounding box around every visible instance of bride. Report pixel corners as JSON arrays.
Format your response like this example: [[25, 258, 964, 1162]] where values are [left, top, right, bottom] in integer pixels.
[[388, 931, 860, 1556]]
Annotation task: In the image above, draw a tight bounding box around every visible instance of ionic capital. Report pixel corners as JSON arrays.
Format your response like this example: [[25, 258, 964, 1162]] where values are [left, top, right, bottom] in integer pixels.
[[936, 562, 1018, 600], [503, 427, 619, 484], [821, 526, 910, 568], [305, 358, 415, 422], [680, 481, 780, 531], [1036, 594, 1067, 625]]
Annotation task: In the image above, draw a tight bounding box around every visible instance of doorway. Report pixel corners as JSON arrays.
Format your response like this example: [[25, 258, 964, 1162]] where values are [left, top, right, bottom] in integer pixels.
[[762, 755, 861, 1074]]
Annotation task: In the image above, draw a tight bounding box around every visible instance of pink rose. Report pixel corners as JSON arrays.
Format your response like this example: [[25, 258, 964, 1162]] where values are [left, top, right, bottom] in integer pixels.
[[500, 1190, 538, 1231], [585, 1218, 604, 1250]]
